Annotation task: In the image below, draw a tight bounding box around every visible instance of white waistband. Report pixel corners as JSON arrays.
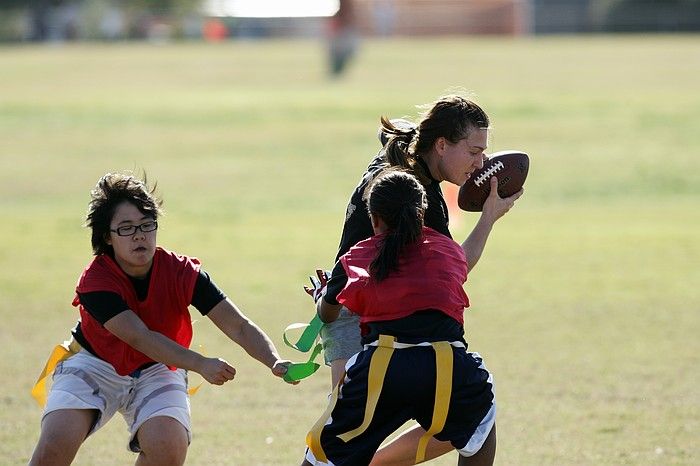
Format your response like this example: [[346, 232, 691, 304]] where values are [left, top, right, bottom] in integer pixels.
[[364, 340, 466, 350]]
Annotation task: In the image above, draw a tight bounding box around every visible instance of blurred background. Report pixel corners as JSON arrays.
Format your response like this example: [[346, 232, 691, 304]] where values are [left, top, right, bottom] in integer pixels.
[[1, 0, 699, 44]]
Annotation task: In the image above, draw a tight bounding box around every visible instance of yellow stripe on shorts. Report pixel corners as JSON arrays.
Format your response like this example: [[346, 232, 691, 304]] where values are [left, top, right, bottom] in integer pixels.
[[306, 373, 343, 463], [415, 341, 454, 463], [337, 334, 396, 442]]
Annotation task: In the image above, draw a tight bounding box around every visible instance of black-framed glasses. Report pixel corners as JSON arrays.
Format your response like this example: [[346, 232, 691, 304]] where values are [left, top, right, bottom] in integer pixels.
[[110, 221, 158, 237]]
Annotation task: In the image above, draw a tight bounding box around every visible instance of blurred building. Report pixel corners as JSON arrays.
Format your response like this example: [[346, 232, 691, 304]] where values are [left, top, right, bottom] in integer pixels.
[[351, 0, 528, 36], [349, 0, 700, 36], [0, 0, 699, 42]]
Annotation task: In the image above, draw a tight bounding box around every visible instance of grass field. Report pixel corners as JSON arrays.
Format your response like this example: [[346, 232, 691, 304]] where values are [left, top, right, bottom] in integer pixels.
[[1, 35, 698, 465]]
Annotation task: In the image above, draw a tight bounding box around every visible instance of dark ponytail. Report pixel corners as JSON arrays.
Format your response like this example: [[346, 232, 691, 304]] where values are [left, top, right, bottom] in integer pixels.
[[380, 116, 432, 185], [365, 170, 427, 282]]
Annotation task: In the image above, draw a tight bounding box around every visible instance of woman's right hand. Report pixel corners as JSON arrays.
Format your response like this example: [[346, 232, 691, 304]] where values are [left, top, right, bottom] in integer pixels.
[[197, 356, 236, 385]]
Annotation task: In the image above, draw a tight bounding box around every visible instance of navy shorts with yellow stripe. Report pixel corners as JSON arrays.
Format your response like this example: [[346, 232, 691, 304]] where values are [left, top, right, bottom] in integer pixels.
[[305, 341, 495, 465]]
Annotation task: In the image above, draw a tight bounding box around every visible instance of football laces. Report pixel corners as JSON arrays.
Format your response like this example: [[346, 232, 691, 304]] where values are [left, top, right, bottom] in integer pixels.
[[473, 161, 504, 187]]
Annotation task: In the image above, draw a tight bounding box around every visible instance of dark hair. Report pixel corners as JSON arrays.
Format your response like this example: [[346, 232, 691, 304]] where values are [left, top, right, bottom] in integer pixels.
[[381, 95, 490, 185], [365, 170, 427, 282], [86, 173, 163, 256]]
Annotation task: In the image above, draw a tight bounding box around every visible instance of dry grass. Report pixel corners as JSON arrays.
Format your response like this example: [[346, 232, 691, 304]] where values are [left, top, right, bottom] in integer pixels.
[[1, 36, 698, 465]]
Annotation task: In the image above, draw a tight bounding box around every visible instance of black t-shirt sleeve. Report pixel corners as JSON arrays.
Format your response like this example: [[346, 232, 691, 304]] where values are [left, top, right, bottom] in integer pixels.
[[77, 291, 130, 325], [326, 163, 376, 303], [191, 269, 226, 316], [335, 184, 374, 261], [324, 260, 347, 305], [78, 269, 225, 324]]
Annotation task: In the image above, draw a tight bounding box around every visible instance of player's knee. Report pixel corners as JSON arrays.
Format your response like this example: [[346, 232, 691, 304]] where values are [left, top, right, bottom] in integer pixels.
[[30, 417, 92, 466], [139, 437, 188, 465], [137, 417, 189, 465], [29, 443, 56, 466], [30, 437, 78, 466]]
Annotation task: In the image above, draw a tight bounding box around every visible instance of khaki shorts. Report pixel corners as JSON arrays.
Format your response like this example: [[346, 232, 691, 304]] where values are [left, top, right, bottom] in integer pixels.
[[44, 350, 191, 452], [319, 307, 363, 365]]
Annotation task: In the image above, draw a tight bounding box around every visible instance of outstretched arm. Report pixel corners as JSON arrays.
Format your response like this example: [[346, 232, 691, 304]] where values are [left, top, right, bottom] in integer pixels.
[[462, 176, 523, 271], [207, 298, 293, 380], [104, 310, 236, 385]]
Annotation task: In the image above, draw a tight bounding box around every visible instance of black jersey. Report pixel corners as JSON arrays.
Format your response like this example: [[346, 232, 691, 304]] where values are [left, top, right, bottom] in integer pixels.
[[326, 152, 452, 304]]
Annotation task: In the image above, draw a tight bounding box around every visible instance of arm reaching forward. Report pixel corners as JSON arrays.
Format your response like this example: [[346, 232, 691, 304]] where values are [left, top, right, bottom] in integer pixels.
[[206, 298, 294, 381], [104, 310, 236, 385]]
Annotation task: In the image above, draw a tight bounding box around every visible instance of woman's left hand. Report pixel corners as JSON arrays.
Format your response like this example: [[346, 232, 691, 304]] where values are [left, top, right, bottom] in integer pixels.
[[303, 269, 330, 303]]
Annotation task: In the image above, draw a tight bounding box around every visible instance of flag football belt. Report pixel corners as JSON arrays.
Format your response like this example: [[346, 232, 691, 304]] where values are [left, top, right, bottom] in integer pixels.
[[282, 313, 324, 382], [307, 334, 460, 464], [31, 336, 82, 407], [31, 336, 204, 407]]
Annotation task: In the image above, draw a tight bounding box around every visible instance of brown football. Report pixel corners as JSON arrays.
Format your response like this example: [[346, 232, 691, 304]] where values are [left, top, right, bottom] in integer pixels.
[[458, 150, 529, 211]]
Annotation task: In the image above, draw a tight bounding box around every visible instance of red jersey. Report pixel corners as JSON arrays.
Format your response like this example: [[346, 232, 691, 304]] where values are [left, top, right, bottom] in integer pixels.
[[337, 227, 469, 325], [73, 247, 200, 376]]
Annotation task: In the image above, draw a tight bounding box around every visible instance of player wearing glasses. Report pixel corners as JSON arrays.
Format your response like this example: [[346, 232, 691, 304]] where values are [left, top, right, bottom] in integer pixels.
[[29, 172, 294, 466]]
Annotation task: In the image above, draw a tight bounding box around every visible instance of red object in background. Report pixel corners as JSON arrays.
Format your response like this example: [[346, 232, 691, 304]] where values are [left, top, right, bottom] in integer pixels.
[[203, 18, 227, 42], [442, 182, 461, 228]]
